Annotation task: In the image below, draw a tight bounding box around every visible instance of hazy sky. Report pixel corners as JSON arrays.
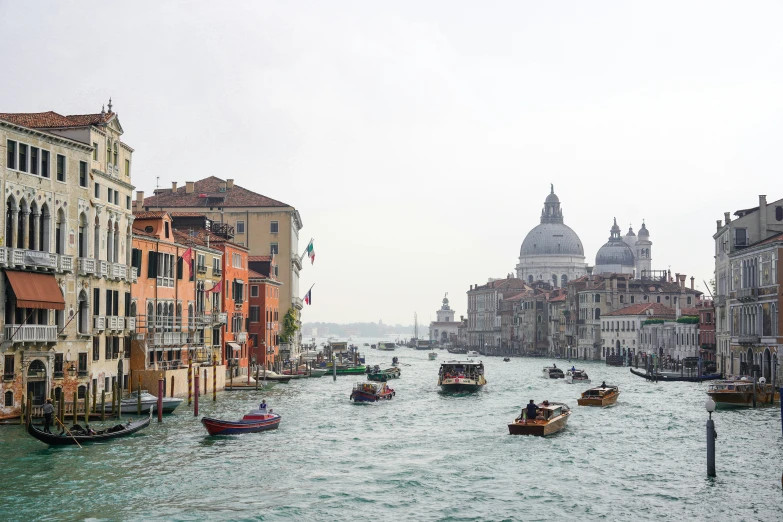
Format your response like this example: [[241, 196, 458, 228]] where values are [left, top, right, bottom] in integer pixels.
[[3, 2, 782, 325]]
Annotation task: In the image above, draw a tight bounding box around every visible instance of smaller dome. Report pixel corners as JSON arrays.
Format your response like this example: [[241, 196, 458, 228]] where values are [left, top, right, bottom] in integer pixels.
[[545, 183, 559, 204], [626, 225, 636, 237], [595, 242, 635, 267], [638, 221, 649, 237]]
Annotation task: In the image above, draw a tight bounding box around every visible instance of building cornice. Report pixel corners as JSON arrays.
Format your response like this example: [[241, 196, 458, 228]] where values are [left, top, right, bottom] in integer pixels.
[[91, 168, 135, 191], [0, 120, 94, 151]]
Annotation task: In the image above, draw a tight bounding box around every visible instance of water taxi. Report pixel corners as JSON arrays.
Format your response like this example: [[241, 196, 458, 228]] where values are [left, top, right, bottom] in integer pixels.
[[350, 382, 395, 402], [438, 360, 486, 392], [508, 402, 571, 436], [428, 352, 438, 360], [706, 378, 780, 408], [466, 350, 480, 358], [378, 342, 396, 351], [367, 366, 401, 382], [565, 369, 591, 384], [577, 384, 620, 406], [542, 366, 565, 379]]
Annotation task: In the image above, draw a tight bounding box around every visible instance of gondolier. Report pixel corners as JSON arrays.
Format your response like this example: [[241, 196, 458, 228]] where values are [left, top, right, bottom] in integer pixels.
[[42, 399, 55, 434]]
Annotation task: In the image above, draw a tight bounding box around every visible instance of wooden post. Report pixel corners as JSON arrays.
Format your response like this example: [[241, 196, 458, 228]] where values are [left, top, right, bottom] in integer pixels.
[[171, 375, 175, 398], [25, 396, 31, 426], [188, 361, 192, 405], [212, 359, 216, 402], [194, 371, 199, 416], [72, 391, 78, 425], [204, 368, 207, 395], [20, 394, 26, 425], [59, 392, 64, 425], [84, 388, 89, 425], [255, 366, 259, 391], [101, 390, 106, 422], [137, 374, 142, 415], [157, 378, 163, 423], [92, 386, 97, 414]]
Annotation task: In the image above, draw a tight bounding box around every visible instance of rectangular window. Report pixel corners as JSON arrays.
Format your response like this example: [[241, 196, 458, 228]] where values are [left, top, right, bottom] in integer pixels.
[[270, 221, 278, 234], [270, 243, 278, 255], [79, 161, 88, 187], [95, 183, 100, 199], [236, 221, 245, 234], [107, 188, 113, 203], [274, 265, 278, 277], [18, 143, 27, 172], [93, 337, 100, 361], [30, 147, 39, 175], [125, 158, 130, 176], [164, 222, 170, 238], [93, 142, 98, 160], [251, 285, 259, 298], [114, 190, 119, 206], [213, 257, 221, 274], [56, 154, 66, 182], [40, 150, 49, 178], [78, 352, 87, 372], [250, 306, 260, 323], [6, 140, 16, 169], [126, 195, 131, 209]]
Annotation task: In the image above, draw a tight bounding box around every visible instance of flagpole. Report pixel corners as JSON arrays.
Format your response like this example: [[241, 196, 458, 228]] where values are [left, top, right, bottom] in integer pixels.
[[300, 238, 314, 264], [303, 283, 314, 298]]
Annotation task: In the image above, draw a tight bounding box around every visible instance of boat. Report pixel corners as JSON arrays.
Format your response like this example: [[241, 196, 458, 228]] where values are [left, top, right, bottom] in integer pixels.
[[542, 366, 565, 379], [706, 378, 781, 408], [503, 357, 510, 362], [224, 380, 278, 391], [201, 408, 282, 436], [321, 364, 367, 375], [577, 384, 620, 406], [466, 350, 480, 358], [27, 409, 152, 446], [391, 356, 399, 366], [254, 370, 293, 383], [350, 381, 395, 402], [629, 368, 723, 382], [508, 402, 570, 436], [378, 342, 396, 351], [371, 344, 377, 349], [363, 343, 369, 347], [367, 366, 400, 381], [101, 391, 183, 414], [438, 360, 486, 392], [282, 367, 328, 378], [428, 352, 438, 360], [416, 340, 431, 350], [565, 369, 591, 384]]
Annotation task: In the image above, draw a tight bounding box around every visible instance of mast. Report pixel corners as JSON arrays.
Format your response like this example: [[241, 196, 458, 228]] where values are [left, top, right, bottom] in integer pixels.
[[414, 312, 418, 339]]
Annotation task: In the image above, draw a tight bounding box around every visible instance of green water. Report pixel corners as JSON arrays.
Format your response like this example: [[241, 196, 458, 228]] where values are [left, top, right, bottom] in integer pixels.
[[2, 346, 782, 521]]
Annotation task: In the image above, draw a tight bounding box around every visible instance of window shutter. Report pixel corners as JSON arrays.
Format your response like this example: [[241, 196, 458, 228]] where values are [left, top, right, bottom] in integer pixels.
[[93, 289, 100, 315], [106, 289, 113, 315], [148, 251, 157, 278], [113, 291, 119, 317], [124, 292, 131, 316], [177, 257, 183, 279]]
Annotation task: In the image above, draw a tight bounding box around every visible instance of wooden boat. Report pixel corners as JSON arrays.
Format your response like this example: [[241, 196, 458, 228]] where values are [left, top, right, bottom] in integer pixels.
[[707, 379, 780, 408], [28, 409, 152, 446], [542, 366, 565, 379], [101, 391, 183, 414], [201, 409, 281, 436], [629, 368, 722, 382], [224, 380, 277, 391], [508, 402, 570, 436], [350, 382, 395, 402], [367, 366, 400, 381], [565, 369, 591, 384], [428, 352, 438, 360], [577, 384, 620, 406], [438, 360, 486, 392]]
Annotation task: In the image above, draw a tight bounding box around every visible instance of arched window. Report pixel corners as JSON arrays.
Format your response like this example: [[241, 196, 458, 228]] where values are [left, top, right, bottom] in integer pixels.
[[107, 139, 111, 163], [78, 290, 89, 334], [78, 213, 88, 258], [94, 215, 101, 259], [6, 196, 17, 248], [29, 201, 38, 250], [537, 315, 542, 324], [561, 275, 567, 287], [147, 302, 154, 330], [17, 198, 28, 248], [55, 208, 66, 254], [40, 203, 51, 252], [4, 390, 13, 407], [552, 275, 557, 287], [620, 295, 624, 303], [77, 385, 87, 399]]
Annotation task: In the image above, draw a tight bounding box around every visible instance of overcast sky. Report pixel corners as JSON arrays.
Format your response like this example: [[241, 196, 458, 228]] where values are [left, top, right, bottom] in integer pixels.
[[3, 1, 782, 325]]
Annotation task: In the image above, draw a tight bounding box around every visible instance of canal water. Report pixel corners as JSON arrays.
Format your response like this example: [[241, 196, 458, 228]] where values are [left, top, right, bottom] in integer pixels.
[[1, 341, 782, 521]]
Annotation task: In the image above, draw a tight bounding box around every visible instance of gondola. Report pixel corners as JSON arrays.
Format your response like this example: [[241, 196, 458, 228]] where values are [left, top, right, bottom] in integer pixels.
[[27, 408, 152, 446], [629, 368, 722, 382]]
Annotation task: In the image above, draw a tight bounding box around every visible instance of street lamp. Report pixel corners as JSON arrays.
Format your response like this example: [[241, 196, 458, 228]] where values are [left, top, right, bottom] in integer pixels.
[[705, 398, 717, 477], [67, 363, 78, 378]]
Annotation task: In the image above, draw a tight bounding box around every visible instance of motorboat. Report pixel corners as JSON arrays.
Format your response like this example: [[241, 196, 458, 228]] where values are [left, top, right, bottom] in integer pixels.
[[201, 408, 281, 435], [350, 382, 395, 402], [577, 384, 620, 407], [503, 357, 510, 362], [707, 378, 780, 408], [565, 369, 591, 384], [102, 391, 183, 414], [367, 366, 401, 382], [508, 402, 570, 436], [466, 351, 480, 358], [27, 409, 152, 446], [378, 342, 396, 351], [438, 360, 486, 392], [428, 352, 438, 360], [542, 366, 565, 379]]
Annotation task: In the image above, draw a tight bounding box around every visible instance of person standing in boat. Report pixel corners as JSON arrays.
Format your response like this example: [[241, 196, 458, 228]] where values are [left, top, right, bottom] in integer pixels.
[[42, 398, 55, 434], [259, 400, 268, 413], [524, 400, 538, 423]]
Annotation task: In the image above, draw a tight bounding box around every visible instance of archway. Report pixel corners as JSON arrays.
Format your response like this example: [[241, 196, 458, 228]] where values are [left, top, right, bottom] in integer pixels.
[[26, 360, 47, 406], [747, 347, 755, 375], [763, 348, 771, 382]]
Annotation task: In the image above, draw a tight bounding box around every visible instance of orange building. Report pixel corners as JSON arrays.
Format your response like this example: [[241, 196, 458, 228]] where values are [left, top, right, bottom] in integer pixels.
[[248, 255, 282, 370]]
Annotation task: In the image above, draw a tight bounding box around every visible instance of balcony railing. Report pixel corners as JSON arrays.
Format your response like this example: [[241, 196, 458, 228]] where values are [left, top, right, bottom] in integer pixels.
[[59, 255, 73, 272], [79, 257, 97, 276], [126, 316, 136, 330], [213, 267, 222, 276], [97, 260, 108, 278], [197, 265, 207, 274], [0, 248, 6, 266], [151, 331, 189, 346], [108, 263, 126, 280], [292, 296, 303, 309], [738, 288, 757, 302], [1, 247, 73, 273], [3, 324, 58, 343], [93, 315, 106, 330], [237, 332, 247, 344], [129, 267, 138, 283], [106, 316, 124, 330], [738, 334, 760, 345]]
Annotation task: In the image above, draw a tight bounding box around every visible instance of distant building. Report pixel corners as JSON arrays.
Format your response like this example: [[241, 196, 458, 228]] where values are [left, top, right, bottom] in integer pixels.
[[467, 277, 528, 353], [603, 303, 675, 360], [429, 294, 459, 345]]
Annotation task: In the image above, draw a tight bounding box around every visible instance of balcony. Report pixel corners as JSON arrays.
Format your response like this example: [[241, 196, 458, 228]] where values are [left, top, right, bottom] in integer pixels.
[[106, 316, 124, 331], [738, 334, 760, 345], [3, 324, 58, 343], [197, 264, 207, 274], [108, 263, 126, 280], [58, 255, 73, 272], [217, 313, 227, 324], [237, 332, 248, 344], [125, 317, 136, 330], [576, 319, 585, 325], [79, 257, 97, 276], [2, 247, 72, 273], [97, 260, 108, 278], [738, 288, 757, 302], [93, 315, 106, 331], [213, 267, 222, 276], [292, 296, 303, 310], [129, 267, 138, 283], [151, 331, 189, 346]]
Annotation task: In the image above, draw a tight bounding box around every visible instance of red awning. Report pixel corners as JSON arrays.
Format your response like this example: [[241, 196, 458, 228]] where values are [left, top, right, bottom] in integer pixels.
[[5, 270, 65, 310]]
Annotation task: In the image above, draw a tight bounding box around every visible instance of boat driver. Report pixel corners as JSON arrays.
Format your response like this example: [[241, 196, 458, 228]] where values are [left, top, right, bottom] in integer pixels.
[[524, 400, 538, 423], [259, 400, 268, 413]]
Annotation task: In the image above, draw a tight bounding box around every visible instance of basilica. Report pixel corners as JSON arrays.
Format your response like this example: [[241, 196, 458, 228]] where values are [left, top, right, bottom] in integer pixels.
[[516, 186, 653, 284]]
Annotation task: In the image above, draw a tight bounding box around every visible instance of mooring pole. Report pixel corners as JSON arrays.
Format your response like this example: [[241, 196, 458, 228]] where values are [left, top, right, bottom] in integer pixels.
[[212, 360, 217, 402], [706, 414, 716, 477], [157, 378, 163, 423], [194, 372, 200, 417], [188, 361, 193, 406]]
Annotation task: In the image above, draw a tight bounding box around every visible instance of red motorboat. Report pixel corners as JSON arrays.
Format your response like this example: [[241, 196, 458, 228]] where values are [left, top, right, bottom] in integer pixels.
[[349, 382, 395, 402], [201, 408, 281, 436]]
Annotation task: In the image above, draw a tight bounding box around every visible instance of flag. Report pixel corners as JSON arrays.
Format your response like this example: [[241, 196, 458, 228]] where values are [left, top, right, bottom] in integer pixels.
[[207, 280, 222, 294], [305, 240, 315, 265], [182, 247, 193, 266], [304, 289, 312, 305]]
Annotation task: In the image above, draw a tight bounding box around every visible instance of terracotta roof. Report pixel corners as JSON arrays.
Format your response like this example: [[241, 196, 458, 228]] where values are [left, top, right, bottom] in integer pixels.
[[170, 212, 205, 217], [132, 228, 159, 239], [248, 255, 273, 262], [133, 211, 169, 219], [141, 176, 290, 208], [753, 231, 783, 247], [604, 303, 675, 317], [248, 269, 265, 279], [548, 293, 568, 303], [680, 307, 699, 316], [0, 110, 114, 129]]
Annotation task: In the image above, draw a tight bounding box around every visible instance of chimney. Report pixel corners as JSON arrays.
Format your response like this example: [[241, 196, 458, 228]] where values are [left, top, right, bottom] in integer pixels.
[[675, 273, 680, 287], [759, 195, 768, 239], [679, 274, 686, 289], [724, 211, 731, 224], [716, 219, 722, 231], [226, 179, 234, 190], [690, 276, 694, 290], [172, 181, 177, 192], [185, 182, 195, 194], [136, 190, 144, 203]]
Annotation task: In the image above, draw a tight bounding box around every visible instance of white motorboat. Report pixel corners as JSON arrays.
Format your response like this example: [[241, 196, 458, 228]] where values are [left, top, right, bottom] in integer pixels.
[[542, 366, 565, 379], [428, 352, 438, 360], [103, 391, 183, 414], [565, 369, 591, 384], [466, 351, 480, 358]]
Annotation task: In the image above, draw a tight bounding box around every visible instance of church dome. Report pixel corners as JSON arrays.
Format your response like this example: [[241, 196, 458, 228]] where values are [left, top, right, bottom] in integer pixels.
[[520, 223, 584, 256], [595, 218, 635, 267], [638, 221, 649, 238], [625, 226, 636, 237]]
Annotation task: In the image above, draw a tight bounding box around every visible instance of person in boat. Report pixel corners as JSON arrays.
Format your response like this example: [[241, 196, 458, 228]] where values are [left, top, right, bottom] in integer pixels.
[[553, 363, 557, 368], [42, 398, 55, 434], [571, 366, 576, 372], [525, 400, 538, 423], [259, 400, 268, 413], [601, 381, 607, 388]]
